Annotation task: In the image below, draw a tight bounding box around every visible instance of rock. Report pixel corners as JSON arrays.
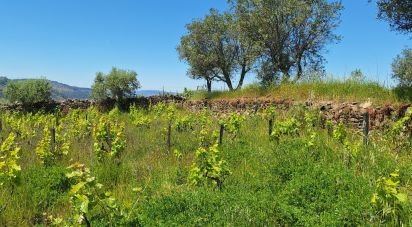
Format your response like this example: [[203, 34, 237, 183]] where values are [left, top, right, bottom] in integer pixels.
[[360, 101, 372, 109]]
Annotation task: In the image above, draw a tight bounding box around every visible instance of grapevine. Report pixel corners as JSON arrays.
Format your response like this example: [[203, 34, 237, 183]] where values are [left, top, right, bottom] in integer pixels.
[[0, 133, 21, 185]]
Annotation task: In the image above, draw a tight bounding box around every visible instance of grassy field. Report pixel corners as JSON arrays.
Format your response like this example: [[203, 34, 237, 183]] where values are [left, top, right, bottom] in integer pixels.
[[189, 80, 412, 105], [0, 103, 411, 226]]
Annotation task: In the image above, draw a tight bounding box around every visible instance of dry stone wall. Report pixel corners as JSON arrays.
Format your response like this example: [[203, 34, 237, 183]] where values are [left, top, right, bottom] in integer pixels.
[[1, 96, 410, 130]]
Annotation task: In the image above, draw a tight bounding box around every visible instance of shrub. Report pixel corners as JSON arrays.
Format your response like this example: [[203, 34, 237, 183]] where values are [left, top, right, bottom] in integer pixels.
[[4, 79, 52, 104], [91, 67, 141, 101], [392, 48, 412, 87]]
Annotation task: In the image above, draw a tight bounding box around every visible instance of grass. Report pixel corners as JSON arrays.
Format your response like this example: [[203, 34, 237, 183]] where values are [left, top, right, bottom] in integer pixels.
[[0, 105, 411, 226], [190, 79, 412, 105]]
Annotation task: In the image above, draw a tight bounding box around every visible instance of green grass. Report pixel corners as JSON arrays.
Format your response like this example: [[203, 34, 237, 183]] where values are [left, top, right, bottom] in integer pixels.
[[190, 79, 412, 105], [0, 106, 411, 226]]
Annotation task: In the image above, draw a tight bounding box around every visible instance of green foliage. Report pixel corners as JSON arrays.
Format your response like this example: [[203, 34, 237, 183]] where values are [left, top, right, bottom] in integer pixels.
[[175, 114, 194, 132], [91, 67, 141, 101], [222, 112, 245, 138], [332, 121, 361, 164], [64, 109, 93, 139], [180, 0, 342, 87], [189, 143, 231, 189], [371, 169, 409, 225], [231, 0, 342, 83], [376, 0, 412, 34], [388, 107, 412, 151], [333, 121, 347, 144], [262, 106, 276, 120], [35, 122, 70, 166], [349, 69, 366, 82], [130, 105, 152, 128], [93, 116, 126, 162], [303, 111, 319, 148], [271, 117, 300, 142], [108, 106, 122, 119], [0, 133, 21, 185], [65, 163, 139, 226], [0, 103, 412, 225], [392, 48, 412, 87], [182, 87, 195, 98], [4, 79, 52, 104], [178, 9, 258, 91], [22, 166, 70, 218]]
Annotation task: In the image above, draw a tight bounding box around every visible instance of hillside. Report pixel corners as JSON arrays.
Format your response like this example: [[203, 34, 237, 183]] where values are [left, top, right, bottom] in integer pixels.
[[0, 77, 91, 100]]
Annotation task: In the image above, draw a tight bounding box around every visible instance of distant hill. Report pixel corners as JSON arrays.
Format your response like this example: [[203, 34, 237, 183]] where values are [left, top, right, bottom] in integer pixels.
[[48, 80, 92, 100], [0, 76, 168, 100], [0, 77, 91, 100]]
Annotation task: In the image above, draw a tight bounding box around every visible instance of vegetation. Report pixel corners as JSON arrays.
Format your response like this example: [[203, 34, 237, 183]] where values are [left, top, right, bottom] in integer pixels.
[[0, 103, 411, 226], [188, 78, 411, 104], [91, 67, 141, 101], [375, 0, 412, 34], [178, 0, 342, 91], [392, 48, 412, 87], [3, 79, 52, 104], [178, 9, 258, 91]]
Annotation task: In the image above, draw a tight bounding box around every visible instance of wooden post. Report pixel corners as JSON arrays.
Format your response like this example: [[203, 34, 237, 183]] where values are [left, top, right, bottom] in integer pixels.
[[0, 111, 2, 132], [319, 112, 326, 129], [50, 127, 56, 152], [254, 103, 259, 115], [107, 123, 112, 150], [363, 112, 369, 145], [167, 123, 171, 152], [269, 118, 273, 136], [219, 124, 224, 145]]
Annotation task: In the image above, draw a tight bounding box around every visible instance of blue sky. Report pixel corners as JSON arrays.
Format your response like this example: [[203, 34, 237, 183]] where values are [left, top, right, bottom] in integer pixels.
[[0, 1, 410, 91]]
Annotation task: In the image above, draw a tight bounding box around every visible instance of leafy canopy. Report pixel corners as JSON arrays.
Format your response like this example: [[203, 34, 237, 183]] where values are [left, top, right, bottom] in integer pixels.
[[178, 9, 258, 91], [4, 79, 52, 104], [230, 0, 343, 84], [375, 0, 412, 34], [392, 48, 412, 87], [91, 67, 141, 101]]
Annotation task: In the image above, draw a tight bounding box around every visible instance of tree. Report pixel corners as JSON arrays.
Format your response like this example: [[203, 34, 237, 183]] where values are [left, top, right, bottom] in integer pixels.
[[178, 9, 258, 91], [392, 48, 412, 87], [91, 67, 141, 101], [375, 0, 412, 34], [349, 69, 366, 82], [4, 79, 52, 104], [91, 72, 108, 100], [230, 0, 342, 84], [177, 26, 220, 92]]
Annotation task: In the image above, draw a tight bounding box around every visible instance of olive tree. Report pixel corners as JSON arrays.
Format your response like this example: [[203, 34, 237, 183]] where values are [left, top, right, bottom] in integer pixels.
[[178, 9, 258, 91], [392, 48, 412, 87], [374, 0, 412, 34], [4, 79, 52, 104], [91, 67, 141, 101], [230, 0, 342, 84]]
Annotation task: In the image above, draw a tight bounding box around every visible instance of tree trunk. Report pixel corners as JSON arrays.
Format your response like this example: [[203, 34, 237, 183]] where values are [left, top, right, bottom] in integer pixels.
[[206, 79, 212, 92], [222, 72, 234, 91], [236, 66, 247, 90], [295, 58, 303, 82]]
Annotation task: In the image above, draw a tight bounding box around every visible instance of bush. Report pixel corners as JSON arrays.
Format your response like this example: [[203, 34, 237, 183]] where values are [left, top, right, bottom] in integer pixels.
[[4, 79, 52, 104], [393, 85, 412, 101], [392, 48, 412, 87], [91, 67, 141, 101]]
